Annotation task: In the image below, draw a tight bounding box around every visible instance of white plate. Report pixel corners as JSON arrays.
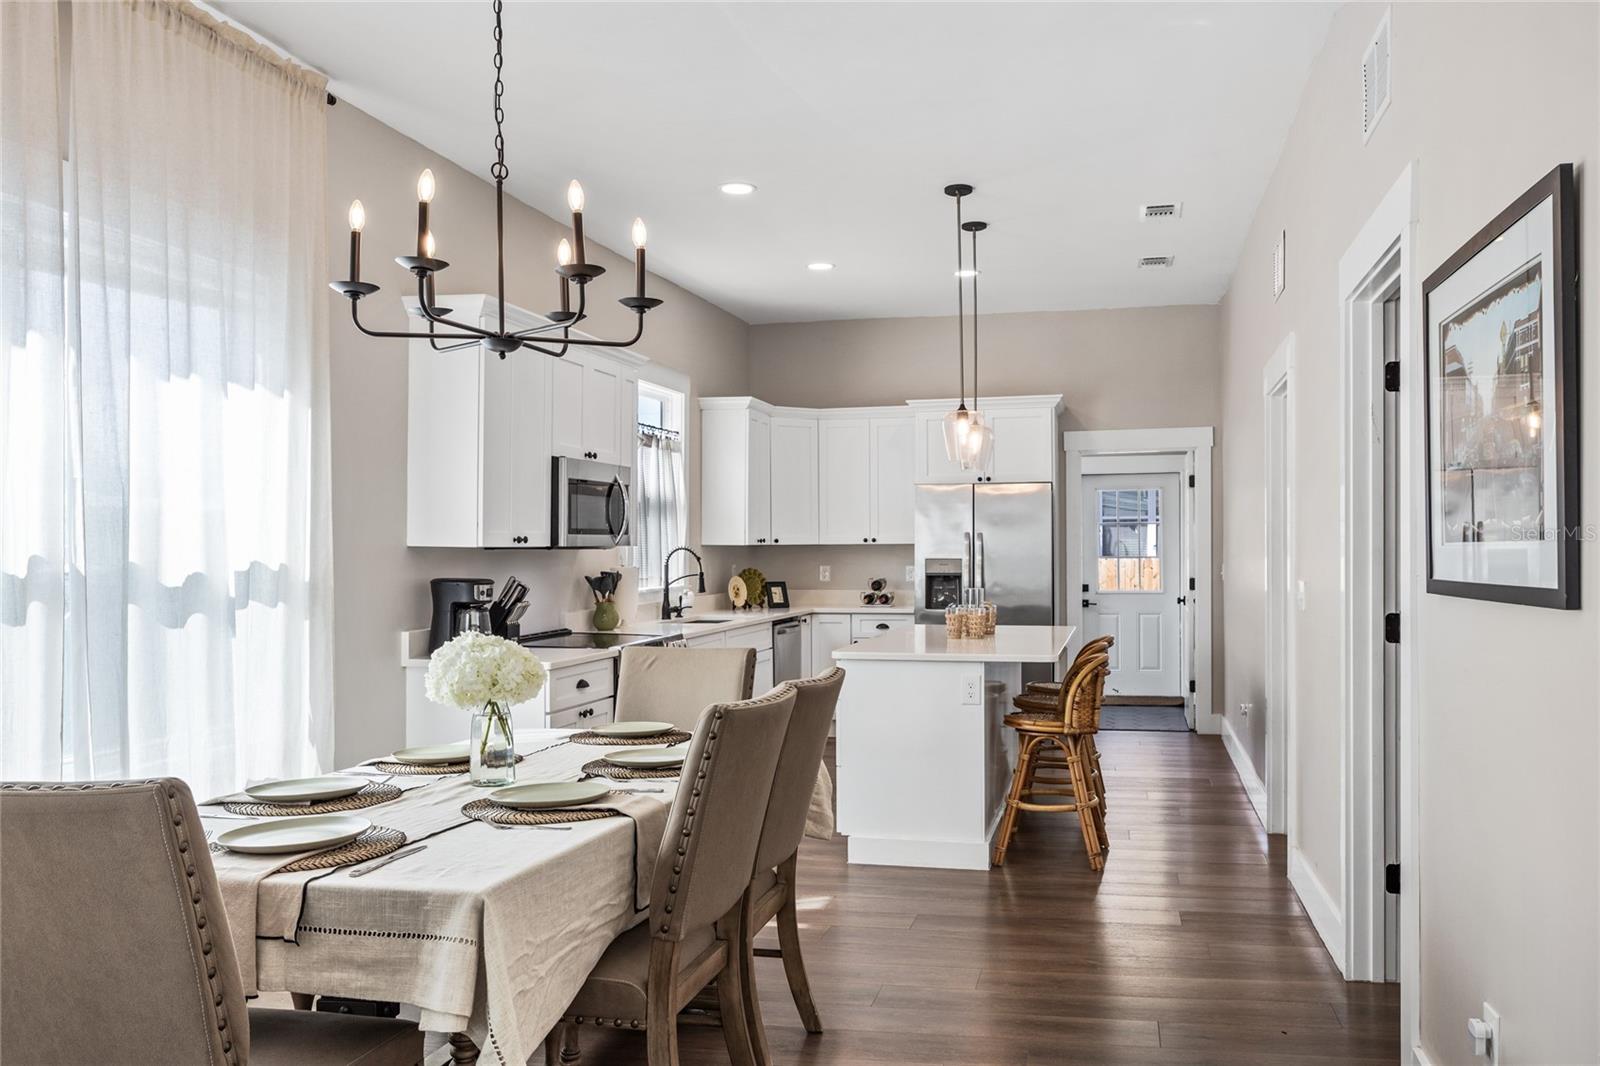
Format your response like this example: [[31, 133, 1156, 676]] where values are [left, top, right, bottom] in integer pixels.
[[591, 720, 676, 739], [243, 775, 368, 804], [389, 742, 470, 765], [607, 745, 689, 770], [216, 814, 371, 855], [488, 781, 612, 810]]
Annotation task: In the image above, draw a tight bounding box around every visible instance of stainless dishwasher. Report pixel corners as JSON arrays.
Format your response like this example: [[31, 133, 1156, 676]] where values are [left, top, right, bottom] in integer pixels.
[[772, 618, 804, 682]]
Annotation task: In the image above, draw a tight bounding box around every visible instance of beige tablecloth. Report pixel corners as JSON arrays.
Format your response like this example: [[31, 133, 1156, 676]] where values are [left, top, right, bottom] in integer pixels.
[[205, 732, 672, 1066]]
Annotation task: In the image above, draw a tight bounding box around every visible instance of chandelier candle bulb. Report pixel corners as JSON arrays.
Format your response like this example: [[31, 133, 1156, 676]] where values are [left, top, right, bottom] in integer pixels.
[[347, 200, 365, 281], [567, 180, 586, 264], [415, 169, 435, 257], [631, 218, 647, 299]]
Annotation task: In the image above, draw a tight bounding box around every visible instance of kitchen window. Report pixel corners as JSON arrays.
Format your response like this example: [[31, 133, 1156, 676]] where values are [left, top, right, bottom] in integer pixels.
[[633, 380, 687, 592]]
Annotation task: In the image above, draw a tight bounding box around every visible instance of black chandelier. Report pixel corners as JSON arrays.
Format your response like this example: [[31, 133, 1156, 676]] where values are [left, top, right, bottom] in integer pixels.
[[329, 0, 662, 357]]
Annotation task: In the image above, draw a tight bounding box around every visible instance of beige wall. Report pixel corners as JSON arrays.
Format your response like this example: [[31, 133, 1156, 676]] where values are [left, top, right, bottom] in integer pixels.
[[325, 103, 748, 767], [1217, 3, 1598, 1060]]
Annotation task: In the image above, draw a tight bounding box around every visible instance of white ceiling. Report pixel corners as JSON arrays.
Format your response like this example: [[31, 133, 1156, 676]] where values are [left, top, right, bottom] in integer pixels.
[[218, 1, 1336, 324]]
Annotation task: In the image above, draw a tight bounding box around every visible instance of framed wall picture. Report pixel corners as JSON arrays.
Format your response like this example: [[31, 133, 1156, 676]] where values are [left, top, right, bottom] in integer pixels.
[[765, 581, 790, 609], [1423, 163, 1579, 609]]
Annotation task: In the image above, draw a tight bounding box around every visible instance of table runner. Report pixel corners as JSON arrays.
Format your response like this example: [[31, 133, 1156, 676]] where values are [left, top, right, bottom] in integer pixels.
[[208, 732, 672, 1066]]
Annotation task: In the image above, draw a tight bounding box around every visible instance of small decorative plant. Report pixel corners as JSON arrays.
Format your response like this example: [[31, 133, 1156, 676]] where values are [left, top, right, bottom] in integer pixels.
[[425, 631, 546, 785]]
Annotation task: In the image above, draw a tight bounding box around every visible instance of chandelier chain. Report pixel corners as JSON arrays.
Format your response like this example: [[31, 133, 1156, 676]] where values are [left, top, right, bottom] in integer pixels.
[[490, 0, 508, 182]]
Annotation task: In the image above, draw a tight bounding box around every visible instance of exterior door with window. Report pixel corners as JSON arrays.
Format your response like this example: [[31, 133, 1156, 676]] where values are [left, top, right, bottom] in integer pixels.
[[1082, 474, 1183, 699]]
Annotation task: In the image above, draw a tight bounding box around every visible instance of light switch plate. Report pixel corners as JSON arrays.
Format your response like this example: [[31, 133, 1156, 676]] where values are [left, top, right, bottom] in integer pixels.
[[819, 565, 831, 583], [1483, 1003, 1501, 1065], [1296, 579, 1307, 611]]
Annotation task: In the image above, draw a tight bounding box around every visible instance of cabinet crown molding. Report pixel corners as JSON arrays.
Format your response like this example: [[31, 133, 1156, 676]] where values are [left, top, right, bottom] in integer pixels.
[[700, 394, 1061, 417], [902, 394, 1064, 413]]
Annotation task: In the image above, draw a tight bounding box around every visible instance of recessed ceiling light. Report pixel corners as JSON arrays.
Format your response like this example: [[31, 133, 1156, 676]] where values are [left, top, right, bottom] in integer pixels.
[[807, 262, 834, 272], [954, 269, 979, 278], [719, 181, 757, 196]]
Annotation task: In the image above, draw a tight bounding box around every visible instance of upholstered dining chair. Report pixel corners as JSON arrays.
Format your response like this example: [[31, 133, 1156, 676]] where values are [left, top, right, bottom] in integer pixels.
[[614, 646, 757, 731], [546, 686, 797, 1066], [0, 778, 423, 1066], [739, 667, 844, 1065]]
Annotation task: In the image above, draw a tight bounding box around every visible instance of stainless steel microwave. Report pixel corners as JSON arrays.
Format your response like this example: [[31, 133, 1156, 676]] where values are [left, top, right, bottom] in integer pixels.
[[552, 457, 630, 548]]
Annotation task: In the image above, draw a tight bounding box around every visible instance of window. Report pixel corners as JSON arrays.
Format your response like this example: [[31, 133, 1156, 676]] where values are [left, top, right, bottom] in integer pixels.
[[1096, 488, 1163, 591], [632, 381, 687, 591]]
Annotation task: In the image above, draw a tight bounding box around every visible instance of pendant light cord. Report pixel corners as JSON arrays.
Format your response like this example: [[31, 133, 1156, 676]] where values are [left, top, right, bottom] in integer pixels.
[[970, 226, 979, 409], [954, 193, 966, 408]]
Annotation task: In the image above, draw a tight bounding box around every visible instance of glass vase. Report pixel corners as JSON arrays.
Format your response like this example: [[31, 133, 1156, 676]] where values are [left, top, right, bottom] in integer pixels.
[[470, 701, 517, 786]]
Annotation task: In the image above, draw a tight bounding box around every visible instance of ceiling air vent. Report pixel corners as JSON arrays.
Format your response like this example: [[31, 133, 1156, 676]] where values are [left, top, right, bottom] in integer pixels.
[[1138, 255, 1174, 269], [1362, 9, 1392, 142], [1140, 202, 1183, 221], [1273, 230, 1287, 301]]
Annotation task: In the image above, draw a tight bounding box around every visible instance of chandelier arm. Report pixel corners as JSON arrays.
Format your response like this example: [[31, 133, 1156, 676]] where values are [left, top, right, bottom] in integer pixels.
[[415, 281, 491, 336], [350, 299, 477, 342], [430, 335, 487, 353], [514, 318, 580, 337], [519, 341, 574, 358], [515, 282, 589, 337]]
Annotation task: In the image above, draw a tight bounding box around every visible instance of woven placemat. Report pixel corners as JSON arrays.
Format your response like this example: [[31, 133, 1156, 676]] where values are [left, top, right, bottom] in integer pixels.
[[223, 782, 402, 817], [569, 729, 691, 747], [581, 757, 683, 781], [275, 826, 408, 873], [461, 798, 620, 826], [367, 754, 526, 776]]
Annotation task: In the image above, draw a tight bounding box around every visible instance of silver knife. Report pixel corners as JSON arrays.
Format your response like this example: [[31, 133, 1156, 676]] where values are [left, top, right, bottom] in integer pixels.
[[349, 844, 428, 877]]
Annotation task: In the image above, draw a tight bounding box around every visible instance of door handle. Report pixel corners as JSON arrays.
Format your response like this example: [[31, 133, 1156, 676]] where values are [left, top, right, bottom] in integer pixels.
[[975, 532, 986, 588], [1082, 599, 1098, 608], [1176, 595, 1187, 605], [963, 532, 974, 586]]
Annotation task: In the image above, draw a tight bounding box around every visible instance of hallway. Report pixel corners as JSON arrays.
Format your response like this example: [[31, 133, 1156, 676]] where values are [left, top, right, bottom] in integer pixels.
[[575, 731, 1402, 1064]]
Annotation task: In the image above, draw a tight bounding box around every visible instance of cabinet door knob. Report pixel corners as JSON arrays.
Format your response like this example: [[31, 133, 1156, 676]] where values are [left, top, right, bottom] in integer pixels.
[[876, 623, 890, 630], [773, 538, 780, 544], [576, 678, 590, 689]]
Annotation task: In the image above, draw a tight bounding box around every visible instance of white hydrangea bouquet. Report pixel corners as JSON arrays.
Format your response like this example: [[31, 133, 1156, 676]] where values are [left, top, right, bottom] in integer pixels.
[[425, 631, 546, 785]]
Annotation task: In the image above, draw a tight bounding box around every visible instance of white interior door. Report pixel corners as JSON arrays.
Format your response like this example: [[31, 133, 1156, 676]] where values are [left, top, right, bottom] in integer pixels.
[[1082, 473, 1183, 699]]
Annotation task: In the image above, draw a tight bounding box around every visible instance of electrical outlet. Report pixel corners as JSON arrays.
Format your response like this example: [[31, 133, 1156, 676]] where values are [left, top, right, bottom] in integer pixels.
[[905, 564, 915, 582], [1296, 578, 1307, 611], [818, 565, 831, 583], [960, 674, 982, 705], [1239, 702, 1253, 719]]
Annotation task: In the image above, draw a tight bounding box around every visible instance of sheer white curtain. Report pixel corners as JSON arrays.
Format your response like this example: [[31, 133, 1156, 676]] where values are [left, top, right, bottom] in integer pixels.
[[0, 1, 334, 799], [633, 428, 687, 590]]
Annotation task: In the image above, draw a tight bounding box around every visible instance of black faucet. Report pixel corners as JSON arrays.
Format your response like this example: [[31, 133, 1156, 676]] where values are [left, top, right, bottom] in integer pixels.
[[661, 546, 707, 619]]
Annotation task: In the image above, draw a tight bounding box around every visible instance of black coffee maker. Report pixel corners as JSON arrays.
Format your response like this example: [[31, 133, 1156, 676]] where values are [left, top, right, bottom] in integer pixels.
[[429, 577, 496, 653]]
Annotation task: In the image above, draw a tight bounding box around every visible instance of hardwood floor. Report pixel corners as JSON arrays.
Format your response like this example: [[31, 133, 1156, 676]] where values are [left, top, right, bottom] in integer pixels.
[[577, 730, 1401, 1065]]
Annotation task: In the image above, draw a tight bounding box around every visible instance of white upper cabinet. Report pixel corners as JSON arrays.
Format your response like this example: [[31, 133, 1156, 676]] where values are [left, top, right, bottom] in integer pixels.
[[870, 416, 915, 543], [406, 294, 645, 548], [769, 417, 818, 545], [819, 418, 871, 544], [907, 396, 1062, 484], [551, 351, 633, 464], [702, 396, 1057, 546]]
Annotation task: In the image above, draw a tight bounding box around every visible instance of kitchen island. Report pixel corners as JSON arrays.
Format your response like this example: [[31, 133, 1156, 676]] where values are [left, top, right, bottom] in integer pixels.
[[831, 624, 1075, 870]]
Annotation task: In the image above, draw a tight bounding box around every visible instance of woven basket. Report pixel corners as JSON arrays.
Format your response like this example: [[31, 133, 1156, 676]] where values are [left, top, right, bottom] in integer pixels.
[[223, 782, 402, 817], [461, 798, 621, 826]]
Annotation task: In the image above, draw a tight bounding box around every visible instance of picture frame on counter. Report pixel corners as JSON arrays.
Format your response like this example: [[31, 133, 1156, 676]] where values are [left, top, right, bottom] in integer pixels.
[[764, 581, 790, 609], [1422, 162, 1579, 609]]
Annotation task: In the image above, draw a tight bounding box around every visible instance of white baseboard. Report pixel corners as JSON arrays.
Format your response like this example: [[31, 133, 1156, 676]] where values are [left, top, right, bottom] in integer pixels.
[[1220, 716, 1268, 830], [1288, 845, 1346, 975], [1412, 1044, 1437, 1066]]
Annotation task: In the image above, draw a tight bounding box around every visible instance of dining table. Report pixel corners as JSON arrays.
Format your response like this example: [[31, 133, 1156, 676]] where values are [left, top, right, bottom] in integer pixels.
[[202, 730, 681, 1066]]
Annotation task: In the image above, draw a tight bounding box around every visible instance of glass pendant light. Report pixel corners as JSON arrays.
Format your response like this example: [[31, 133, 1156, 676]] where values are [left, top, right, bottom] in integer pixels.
[[963, 219, 994, 471], [941, 184, 982, 467]]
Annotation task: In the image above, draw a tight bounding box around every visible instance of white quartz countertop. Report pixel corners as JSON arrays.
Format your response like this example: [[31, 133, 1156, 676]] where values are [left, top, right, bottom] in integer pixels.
[[831, 624, 1077, 664], [401, 604, 915, 669]]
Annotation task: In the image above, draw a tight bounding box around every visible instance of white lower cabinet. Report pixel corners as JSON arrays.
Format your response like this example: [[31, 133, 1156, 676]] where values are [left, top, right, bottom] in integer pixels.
[[754, 648, 774, 695], [810, 614, 852, 675], [684, 632, 727, 649], [852, 614, 912, 642]]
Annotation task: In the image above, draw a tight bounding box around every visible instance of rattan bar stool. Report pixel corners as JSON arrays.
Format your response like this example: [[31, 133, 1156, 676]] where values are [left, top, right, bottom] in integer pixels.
[[992, 652, 1110, 870], [1021, 636, 1114, 819]]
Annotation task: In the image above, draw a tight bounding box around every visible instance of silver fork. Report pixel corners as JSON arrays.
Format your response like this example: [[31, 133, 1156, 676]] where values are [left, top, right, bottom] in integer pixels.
[[482, 820, 573, 831]]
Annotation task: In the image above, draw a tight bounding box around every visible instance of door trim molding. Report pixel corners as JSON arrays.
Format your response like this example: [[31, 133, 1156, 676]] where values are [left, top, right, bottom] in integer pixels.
[[1062, 427, 1215, 734], [1263, 334, 1295, 837], [1335, 164, 1421, 1048]]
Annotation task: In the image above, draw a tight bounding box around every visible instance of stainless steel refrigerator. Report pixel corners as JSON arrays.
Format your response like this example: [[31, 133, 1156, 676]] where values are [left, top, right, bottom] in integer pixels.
[[914, 483, 1055, 625]]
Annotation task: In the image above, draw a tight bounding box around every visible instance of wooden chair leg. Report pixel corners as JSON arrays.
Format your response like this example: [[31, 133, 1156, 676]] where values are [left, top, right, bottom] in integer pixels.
[[449, 1032, 481, 1065], [544, 1022, 566, 1066], [715, 901, 758, 1066], [1086, 734, 1110, 849], [992, 734, 1040, 866], [773, 854, 822, 1034], [1060, 737, 1103, 871], [739, 889, 774, 1065], [289, 992, 314, 1010], [646, 1008, 680, 1066]]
